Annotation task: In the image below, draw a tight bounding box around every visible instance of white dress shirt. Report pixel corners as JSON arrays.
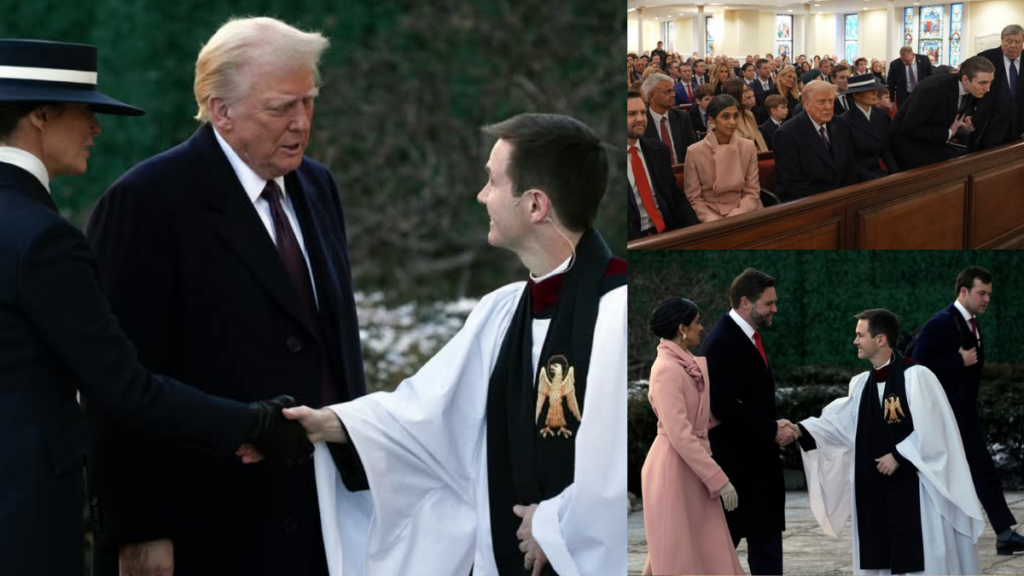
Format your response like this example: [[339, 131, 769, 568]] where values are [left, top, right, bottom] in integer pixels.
[[954, 300, 980, 343], [213, 127, 319, 306], [626, 142, 656, 231], [728, 308, 758, 347], [0, 146, 50, 193], [648, 108, 677, 159]]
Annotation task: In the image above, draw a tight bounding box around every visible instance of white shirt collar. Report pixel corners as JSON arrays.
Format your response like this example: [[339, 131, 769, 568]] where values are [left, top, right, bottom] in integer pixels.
[[771, 117, 783, 126], [856, 101, 873, 121], [213, 126, 285, 204], [649, 107, 667, 124], [1006, 54, 1020, 66], [0, 146, 50, 193], [809, 117, 828, 136], [531, 256, 572, 282], [728, 308, 757, 343], [953, 300, 974, 323]]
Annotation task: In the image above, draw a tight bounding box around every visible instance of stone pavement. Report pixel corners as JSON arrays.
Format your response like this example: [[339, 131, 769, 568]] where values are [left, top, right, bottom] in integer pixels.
[[628, 491, 1024, 575]]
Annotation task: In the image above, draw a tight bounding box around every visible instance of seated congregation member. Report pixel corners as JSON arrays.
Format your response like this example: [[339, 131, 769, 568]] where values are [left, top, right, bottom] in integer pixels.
[[853, 57, 869, 75], [676, 62, 699, 105], [774, 65, 802, 119], [831, 64, 853, 115], [751, 58, 776, 106], [759, 94, 789, 151], [628, 90, 699, 239], [889, 56, 995, 170], [744, 84, 768, 125], [683, 95, 763, 223], [689, 84, 715, 132], [643, 73, 698, 164], [834, 73, 900, 181], [723, 79, 769, 152], [741, 62, 757, 85], [871, 58, 887, 83], [772, 80, 858, 201], [710, 63, 732, 96]]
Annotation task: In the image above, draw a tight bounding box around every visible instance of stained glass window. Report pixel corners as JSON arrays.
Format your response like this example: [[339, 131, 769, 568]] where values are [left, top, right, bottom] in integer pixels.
[[919, 5, 944, 65], [845, 14, 859, 64], [706, 15, 715, 57], [775, 15, 793, 60], [950, 3, 963, 68], [904, 7, 915, 48]]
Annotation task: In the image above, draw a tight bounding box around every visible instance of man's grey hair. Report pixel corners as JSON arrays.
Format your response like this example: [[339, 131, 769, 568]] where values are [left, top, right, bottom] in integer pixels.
[[193, 17, 329, 123], [641, 73, 674, 99], [1002, 24, 1024, 38]]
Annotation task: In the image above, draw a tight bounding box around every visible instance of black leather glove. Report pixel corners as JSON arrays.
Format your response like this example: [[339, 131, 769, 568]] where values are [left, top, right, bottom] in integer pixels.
[[248, 395, 314, 466]]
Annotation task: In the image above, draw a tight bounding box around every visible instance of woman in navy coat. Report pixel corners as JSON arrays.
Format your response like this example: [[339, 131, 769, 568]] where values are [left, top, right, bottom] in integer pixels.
[[835, 73, 901, 181]]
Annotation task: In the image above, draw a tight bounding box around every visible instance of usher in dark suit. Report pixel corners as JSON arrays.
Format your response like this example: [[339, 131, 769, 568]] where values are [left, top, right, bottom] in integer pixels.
[[887, 54, 934, 107], [0, 160, 255, 576], [86, 124, 367, 576]]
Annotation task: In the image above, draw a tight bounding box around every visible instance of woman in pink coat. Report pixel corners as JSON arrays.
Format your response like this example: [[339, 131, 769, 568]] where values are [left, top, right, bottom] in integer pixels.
[[683, 94, 763, 223], [642, 298, 745, 576]]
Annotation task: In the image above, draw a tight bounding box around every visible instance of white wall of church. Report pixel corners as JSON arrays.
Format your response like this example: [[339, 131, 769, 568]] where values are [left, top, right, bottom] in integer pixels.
[[675, 18, 694, 55], [859, 10, 889, 62], [968, 0, 1024, 55], [809, 13, 838, 60]]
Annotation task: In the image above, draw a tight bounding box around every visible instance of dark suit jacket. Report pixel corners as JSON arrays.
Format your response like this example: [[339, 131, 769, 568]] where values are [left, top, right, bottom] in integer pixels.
[[0, 161, 253, 576], [688, 105, 709, 132], [759, 117, 782, 151], [673, 79, 694, 105], [833, 92, 851, 116], [913, 303, 983, 424], [887, 54, 934, 106], [751, 78, 776, 107], [627, 137, 699, 240], [975, 47, 1024, 148], [835, 104, 900, 180], [772, 111, 859, 201], [888, 72, 980, 170], [85, 125, 366, 576], [699, 313, 785, 538], [645, 107, 698, 163]]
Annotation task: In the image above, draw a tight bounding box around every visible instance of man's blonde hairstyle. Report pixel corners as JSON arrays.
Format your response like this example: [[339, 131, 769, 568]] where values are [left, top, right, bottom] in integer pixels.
[[194, 17, 329, 122]]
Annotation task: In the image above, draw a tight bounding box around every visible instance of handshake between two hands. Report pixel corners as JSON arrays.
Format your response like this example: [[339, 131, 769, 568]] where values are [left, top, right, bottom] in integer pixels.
[[775, 419, 801, 447], [234, 395, 348, 466]]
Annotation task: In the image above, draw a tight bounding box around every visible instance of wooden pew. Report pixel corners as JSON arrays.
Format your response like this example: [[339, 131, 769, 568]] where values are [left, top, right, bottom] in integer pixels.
[[629, 141, 1024, 250]]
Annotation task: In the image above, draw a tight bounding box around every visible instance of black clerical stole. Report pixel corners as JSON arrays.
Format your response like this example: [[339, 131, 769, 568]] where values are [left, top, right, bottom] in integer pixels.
[[485, 229, 625, 576], [854, 353, 925, 574]]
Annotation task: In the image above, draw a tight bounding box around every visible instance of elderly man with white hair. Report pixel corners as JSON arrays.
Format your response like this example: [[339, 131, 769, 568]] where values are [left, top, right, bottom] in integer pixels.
[[642, 73, 698, 164], [85, 16, 367, 576], [771, 80, 858, 201]]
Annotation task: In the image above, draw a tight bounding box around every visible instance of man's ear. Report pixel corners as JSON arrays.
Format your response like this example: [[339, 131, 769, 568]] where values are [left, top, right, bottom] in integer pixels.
[[209, 97, 232, 131]]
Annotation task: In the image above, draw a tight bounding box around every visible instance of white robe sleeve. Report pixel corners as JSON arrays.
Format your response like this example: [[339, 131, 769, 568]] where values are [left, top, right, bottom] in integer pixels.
[[312, 283, 525, 576], [798, 373, 867, 537], [532, 286, 627, 576], [894, 366, 985, 542]]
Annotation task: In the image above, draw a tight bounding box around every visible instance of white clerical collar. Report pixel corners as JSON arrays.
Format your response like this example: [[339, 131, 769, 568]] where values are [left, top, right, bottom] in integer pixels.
[[728, 308, 757, 342], [953, 299, 974, 323], [213, 126, 285, 204], [0, 146, 50, 193], [872, 354, 894, 371], [531, 256, 572, 282]]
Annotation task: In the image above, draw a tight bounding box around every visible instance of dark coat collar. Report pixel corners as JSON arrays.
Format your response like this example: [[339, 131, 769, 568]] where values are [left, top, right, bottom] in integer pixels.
[[0, 161, 57, 213]]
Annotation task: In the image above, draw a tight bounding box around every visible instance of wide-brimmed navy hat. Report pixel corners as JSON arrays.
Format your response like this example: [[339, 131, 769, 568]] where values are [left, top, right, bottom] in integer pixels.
[[0, 39, 144, 116], [844, 73, 888, 95]]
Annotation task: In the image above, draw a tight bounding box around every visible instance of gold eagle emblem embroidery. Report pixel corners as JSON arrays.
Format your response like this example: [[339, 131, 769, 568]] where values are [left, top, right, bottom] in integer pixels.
[[536, 355, 581, 439], [883, 394, 905, 424]]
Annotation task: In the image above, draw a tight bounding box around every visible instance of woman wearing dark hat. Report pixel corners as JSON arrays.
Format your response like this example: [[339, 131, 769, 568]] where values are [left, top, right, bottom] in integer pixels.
[[0, 39, 309, 576], [641, 298, 745, 576], [833, 72, 901, 181]]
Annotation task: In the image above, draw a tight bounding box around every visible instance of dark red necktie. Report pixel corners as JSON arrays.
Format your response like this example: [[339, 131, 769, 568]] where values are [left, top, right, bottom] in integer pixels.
[[970, 317, 978, 338], [660, 117, 677, 164], [753, 331, 768, 366], [263, 180, 317, 323]]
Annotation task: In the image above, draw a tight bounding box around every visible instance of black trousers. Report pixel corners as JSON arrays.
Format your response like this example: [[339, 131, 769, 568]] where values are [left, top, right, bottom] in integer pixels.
[[959, 411, 1017, 533], [733, 531, 783, 576]]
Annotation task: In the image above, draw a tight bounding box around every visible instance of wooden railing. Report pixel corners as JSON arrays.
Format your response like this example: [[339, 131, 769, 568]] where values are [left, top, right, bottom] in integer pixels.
[[628, 140, 1024, 250]]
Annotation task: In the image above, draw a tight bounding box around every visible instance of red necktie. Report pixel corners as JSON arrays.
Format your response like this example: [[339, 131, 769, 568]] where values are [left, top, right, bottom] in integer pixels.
[[686, 84, 693, 102], [753, 331, 768, 366], [970, 317, 978, 338], [628, 146, 666, 233], [660, 117, 677, 164]]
